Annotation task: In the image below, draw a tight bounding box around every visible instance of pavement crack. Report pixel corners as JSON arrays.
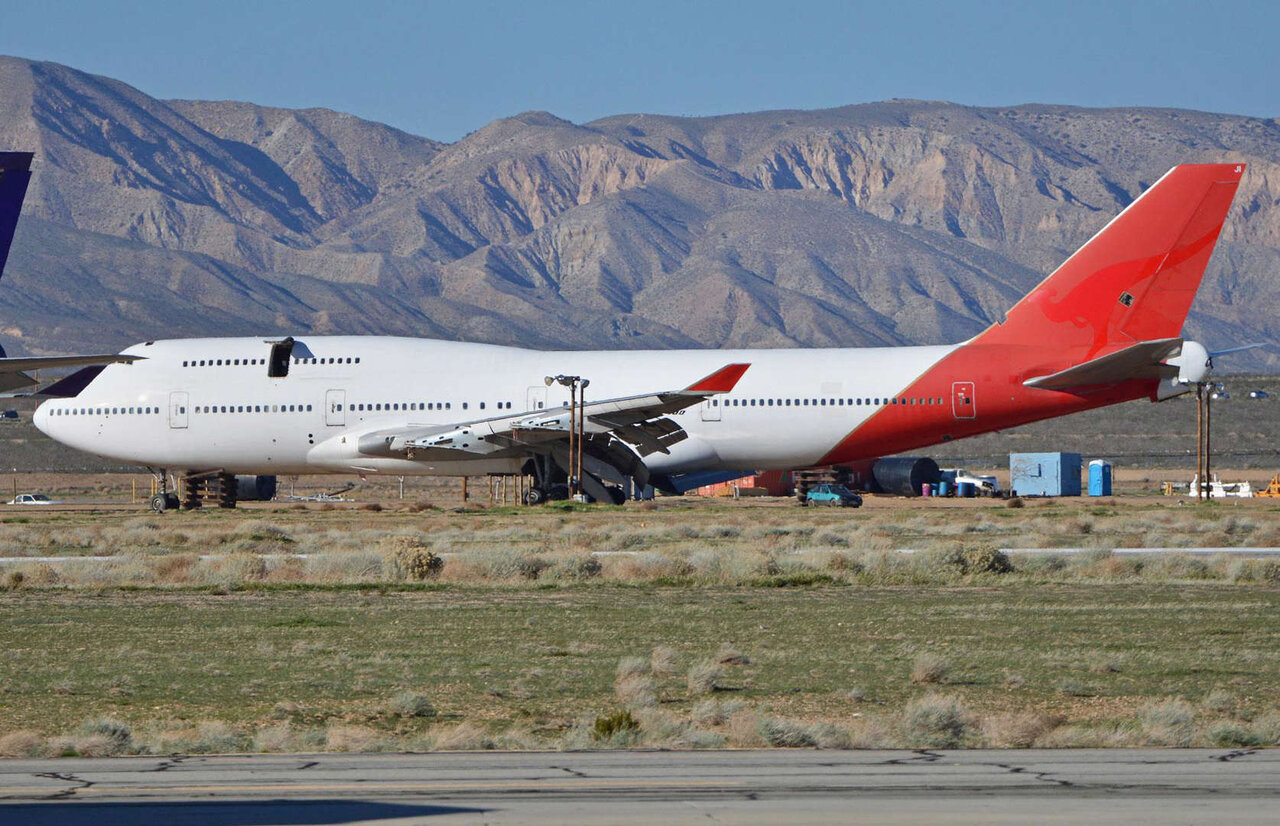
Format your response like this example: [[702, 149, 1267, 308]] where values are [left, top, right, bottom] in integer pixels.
[[550, 765, 589, 778], [991, 762, 1075, 788], [150, 754, 193, 772], [297, 760, 319, 770], [1212, 749, 1257, 762], [32, 771, 94, 800], [881, 749, 944, 765]]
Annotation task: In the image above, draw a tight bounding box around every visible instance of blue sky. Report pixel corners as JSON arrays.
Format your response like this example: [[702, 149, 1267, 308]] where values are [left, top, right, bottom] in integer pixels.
[[2, 0, 1274, 142]]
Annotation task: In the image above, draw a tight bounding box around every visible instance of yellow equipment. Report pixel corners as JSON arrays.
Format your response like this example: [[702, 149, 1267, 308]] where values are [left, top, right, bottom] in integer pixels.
[[1256, 475, 1280, 498]]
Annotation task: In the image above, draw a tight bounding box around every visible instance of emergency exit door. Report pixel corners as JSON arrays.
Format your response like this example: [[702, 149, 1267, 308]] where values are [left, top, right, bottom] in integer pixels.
[[325, 390, 346, 426], [951, 381, 976, 420], [168, 391, 188, 429]]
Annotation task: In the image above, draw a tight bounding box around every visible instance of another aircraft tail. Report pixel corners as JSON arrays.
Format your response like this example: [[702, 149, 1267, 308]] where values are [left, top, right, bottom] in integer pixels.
[[975, 163, 1245, 364], [0, 152, 33, 280]]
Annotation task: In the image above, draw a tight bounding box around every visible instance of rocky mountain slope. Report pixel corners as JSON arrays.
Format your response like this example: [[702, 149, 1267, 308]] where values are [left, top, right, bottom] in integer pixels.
[[0, 56, 1277, 368]]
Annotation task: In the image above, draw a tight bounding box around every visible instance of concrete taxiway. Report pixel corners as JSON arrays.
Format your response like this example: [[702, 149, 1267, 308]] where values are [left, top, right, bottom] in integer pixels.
[[0, 748, 1277, 824]]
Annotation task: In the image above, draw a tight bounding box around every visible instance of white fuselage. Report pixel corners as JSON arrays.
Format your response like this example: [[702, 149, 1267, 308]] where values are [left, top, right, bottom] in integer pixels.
[[33, 336, 957, 476]]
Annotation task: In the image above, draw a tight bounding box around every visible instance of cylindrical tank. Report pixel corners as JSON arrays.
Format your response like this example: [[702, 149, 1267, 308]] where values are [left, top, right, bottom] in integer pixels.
[[235, 475, 278, 501], [937, 480, 950, 497], [872, 457, 941, 497], [921, 483, 933, 497], [957, 481, 976, 498]]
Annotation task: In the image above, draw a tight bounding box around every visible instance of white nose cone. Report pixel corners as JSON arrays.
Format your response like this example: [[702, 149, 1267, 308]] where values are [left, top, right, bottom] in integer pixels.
[[1171, 340, 1211, 384], [32, 400, 52, 436]]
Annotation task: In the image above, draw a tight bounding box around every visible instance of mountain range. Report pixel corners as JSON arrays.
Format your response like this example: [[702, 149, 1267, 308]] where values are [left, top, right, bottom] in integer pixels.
[[1, 56, 1277, 370]]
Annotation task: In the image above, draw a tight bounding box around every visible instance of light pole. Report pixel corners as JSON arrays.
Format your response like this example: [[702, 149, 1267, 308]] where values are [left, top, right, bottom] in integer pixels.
[[577, 379, 589, 500], [545, 374, 589, 499], [1195, 382, 1204, 501]]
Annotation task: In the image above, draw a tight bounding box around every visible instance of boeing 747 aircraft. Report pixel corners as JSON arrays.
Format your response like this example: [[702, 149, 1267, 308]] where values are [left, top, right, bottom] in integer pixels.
[[32, 163, 1245, 508]]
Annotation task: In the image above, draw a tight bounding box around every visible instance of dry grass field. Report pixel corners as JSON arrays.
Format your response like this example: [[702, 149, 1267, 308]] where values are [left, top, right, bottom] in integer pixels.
[[1, 492, 1279, 756]]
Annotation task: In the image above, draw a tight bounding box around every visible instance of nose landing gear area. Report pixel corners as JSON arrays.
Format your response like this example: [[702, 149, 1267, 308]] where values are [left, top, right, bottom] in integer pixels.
[[149, 492, 181, 513]]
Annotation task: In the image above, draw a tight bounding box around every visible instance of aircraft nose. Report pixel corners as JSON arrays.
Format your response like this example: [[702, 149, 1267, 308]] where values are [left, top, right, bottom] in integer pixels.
[[32, 401, 52, 436]]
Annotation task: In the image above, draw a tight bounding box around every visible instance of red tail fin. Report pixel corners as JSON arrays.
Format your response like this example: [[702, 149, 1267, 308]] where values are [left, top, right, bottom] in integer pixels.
[[978, 163, 1245, 360]]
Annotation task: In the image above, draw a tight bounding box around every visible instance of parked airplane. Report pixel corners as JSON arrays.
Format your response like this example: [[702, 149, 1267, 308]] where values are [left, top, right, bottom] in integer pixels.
[[0, 152, 139, 392], [32, 163, 1245, 508]]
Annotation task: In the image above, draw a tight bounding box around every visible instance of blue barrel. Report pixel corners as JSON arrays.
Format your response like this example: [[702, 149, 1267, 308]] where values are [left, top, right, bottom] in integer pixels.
[[1088, 460, 1112, 496], [936, 481, 950, 497], [957, 481, 976, 498]]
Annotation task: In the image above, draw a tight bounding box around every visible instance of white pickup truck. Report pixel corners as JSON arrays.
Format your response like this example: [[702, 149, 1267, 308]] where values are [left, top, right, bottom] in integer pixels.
[[940, 469, 1000, 495]]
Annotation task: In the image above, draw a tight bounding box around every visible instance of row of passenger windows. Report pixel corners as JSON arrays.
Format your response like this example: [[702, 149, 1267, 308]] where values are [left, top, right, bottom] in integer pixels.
[[52, 406, 160, 416], [194, 404, 314, 414], [181, 357, 361, 367], [709, 396, 946, 407], [337, 401, 516, 413], [52, 401, 521, 417]]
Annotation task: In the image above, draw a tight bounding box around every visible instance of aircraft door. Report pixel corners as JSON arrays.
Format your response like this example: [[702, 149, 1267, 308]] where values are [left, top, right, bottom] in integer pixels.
[[951, 381, 976, 420], [168, 392, 189, 429], [325, 390, 346, 426], [700, 398, 722, 421], [526, 386, 547, 411]]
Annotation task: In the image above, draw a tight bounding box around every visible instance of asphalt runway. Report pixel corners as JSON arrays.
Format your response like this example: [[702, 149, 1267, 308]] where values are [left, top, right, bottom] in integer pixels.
[[1, 748, 1277, 824]]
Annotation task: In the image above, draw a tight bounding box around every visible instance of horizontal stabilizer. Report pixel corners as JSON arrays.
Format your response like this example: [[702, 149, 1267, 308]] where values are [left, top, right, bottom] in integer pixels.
[[1024, 338, 1182, 391]]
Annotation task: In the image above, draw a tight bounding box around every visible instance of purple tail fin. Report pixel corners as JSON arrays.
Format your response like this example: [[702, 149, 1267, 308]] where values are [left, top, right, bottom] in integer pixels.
[[0, 152, 33, 279]]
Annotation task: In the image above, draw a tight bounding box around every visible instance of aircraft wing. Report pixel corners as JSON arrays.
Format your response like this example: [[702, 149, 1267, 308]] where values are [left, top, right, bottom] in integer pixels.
[[0, 354, 143, 394], [357, 363, 750, 460]]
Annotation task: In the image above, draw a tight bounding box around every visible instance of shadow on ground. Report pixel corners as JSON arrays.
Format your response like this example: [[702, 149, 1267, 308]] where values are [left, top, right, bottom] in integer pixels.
[[0, 800, 484, 825]]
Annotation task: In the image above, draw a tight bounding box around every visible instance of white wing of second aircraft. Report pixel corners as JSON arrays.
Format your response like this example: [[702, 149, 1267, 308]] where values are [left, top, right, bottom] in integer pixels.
[[0, 354, 143, 394], [356, 363, 751, 462]]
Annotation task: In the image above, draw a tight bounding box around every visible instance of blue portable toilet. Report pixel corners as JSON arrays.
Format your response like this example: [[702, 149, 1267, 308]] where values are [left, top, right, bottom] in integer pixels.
[[1088, 460, 1113, 497], [1009, 452, 1082, 497]]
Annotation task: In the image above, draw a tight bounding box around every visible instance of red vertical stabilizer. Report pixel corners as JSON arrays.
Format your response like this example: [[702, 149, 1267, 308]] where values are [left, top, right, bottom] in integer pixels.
[[819, 163, 1245, 465], [977, 163, 1244, 359]]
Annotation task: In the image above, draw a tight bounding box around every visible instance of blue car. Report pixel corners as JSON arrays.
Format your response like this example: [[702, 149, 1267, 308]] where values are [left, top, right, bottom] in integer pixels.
[[804, 483, 863, 508]]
